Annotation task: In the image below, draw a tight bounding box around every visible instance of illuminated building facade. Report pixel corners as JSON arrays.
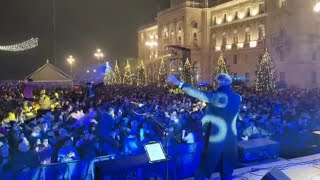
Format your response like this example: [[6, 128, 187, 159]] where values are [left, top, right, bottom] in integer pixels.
[[138, 0, 320, 88]]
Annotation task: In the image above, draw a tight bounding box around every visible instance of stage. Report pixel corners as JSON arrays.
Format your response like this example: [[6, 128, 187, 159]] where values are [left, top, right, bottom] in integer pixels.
[[184, 154, 320, 180]]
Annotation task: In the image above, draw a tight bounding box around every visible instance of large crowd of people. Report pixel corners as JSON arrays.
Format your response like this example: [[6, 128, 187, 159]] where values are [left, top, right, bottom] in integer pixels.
[[0, 79, 320, 173]]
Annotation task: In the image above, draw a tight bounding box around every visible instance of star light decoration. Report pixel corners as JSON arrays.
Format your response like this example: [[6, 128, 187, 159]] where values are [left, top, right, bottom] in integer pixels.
[[0, 38, 39, 52]]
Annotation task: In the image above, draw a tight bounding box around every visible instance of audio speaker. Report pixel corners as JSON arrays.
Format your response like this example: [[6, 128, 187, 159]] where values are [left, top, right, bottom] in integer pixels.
[[261, 168, 291, 180]]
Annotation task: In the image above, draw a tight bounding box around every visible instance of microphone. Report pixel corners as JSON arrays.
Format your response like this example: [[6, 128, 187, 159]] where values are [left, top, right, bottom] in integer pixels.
[[130, 101, 144, 108]]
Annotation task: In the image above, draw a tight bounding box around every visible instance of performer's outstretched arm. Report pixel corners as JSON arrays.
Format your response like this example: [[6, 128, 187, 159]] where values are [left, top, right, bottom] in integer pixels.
[[180, 83, 215, 103], [167, 75, 215, 103]]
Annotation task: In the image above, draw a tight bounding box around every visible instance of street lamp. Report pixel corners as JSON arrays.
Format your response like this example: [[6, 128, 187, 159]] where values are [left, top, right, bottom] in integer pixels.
[[67, 55, 75, 79], [315, 1, 320, 12], [94, 48, 104, 65]]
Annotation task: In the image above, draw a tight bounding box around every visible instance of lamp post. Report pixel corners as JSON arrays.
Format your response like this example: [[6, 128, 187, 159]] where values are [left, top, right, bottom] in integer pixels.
[[94, 48, 104, 65], [67, 55, 75, 79]]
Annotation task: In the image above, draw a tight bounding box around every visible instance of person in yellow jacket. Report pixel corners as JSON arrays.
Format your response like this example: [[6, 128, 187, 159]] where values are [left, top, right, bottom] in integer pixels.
[[1, 112, 17, 126], [38, 90, 52, 116]]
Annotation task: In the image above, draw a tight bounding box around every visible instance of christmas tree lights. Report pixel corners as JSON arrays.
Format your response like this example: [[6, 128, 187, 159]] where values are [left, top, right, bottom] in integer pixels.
[[181, 58, 193, 85], [137, 60, 147, 86], [213, 52, 231, 87], [113, 60, 122, 84], [123, 59, 132, 84], [158, 59, 167, 87], [255, 50, 276, 92]]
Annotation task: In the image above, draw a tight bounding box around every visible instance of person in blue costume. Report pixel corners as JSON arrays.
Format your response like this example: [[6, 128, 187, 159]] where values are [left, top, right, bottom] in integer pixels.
[[167, 73, 242, 180]]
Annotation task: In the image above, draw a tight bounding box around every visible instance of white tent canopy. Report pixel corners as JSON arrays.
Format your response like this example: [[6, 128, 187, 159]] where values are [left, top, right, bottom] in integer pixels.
[[25, 60, 73, 88]]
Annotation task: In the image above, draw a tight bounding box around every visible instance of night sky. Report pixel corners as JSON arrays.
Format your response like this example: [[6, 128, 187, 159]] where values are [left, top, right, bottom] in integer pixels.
[[0, 0, 169, 80]]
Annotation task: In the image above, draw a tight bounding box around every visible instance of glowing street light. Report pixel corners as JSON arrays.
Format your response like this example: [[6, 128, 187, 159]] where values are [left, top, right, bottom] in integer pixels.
[[67, 55, 75, 78], [93, 69, 97, 73], [315, 1, 320, 12], [94, 48, 104, 65]]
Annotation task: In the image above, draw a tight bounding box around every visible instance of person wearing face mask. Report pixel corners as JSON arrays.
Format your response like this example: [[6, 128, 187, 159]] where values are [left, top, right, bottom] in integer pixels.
[[168, 73, 242, 180]]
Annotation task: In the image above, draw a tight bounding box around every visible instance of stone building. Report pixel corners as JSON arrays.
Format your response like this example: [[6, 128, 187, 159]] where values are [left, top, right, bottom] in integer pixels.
[[138, 0, 320, 88]]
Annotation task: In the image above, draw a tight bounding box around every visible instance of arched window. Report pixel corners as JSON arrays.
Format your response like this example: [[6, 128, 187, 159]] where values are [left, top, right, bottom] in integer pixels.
[[213, 16, 217, 25], [235, 11, 238, 20], [163, 27, 169, 38], [258, 25, 265, 40], [212, 33, 216, 47], [247, 7, 251, 17], [193, 33, 198, 47], [233, 30, 238, 44], [193, 22, 198, 29], [222, 32, 227, 45], [245, 27, 251, 42], [279, 0, 287, 8]]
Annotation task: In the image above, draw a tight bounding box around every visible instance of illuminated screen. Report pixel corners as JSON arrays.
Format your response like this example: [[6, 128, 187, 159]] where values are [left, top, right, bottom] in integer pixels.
[[144, 142, 166, 163]]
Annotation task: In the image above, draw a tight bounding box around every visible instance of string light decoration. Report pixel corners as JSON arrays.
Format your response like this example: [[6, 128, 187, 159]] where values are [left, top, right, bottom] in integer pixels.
[[0, 38, 39, 52], [137, 60, 147, 86], [158, 59, 167, 87], [213, 52, 231, 87], [255, 50, 276, 92], [181, 58, 193, 85], [113, 60, 122, 84], [123, 59, 132, 84]]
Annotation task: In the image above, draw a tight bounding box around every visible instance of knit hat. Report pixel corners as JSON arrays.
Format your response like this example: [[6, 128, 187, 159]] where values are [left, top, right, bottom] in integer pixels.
[[217, 73, 232, 86]]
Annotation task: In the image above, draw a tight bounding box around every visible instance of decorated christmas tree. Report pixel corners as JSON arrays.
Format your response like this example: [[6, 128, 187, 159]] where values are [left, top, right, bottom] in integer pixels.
[[113, 60, 122, 84], [255, 50, 276, 92], [123, 59, 132, 84], [158, 59, 167, 87], [104, 62, 114, 85], [137, 60, 147, 86], [181, 58, 193, 84], [213, 52, 231, 87]]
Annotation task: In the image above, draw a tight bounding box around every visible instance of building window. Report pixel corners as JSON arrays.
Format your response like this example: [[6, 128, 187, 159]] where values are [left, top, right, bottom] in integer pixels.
[[233, 55, 238, 64], [213, 16, 216, 25], [258, 25, 265, 40], [223, 14, 227, 22], [178, 36, 182, 45], [259, 4, 265, 13], [212, 34, 216, 48], [280, 72, 286, 82], [247, 7, 251, 17], [312, 72, 317, 83], [233, 34, 238, 44], [193, 22, 198, 29], [193, 33, 198, 47], [280, 0, 287, 8], [235, 11, 238, 20], [245, 32, 251, 42], [222, 33, 227, 46], [245, 73, 250, 82]]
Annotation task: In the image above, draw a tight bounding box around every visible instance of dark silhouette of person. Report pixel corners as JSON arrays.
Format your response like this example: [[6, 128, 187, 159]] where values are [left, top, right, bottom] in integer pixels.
[[167, 73, 242, 180]]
